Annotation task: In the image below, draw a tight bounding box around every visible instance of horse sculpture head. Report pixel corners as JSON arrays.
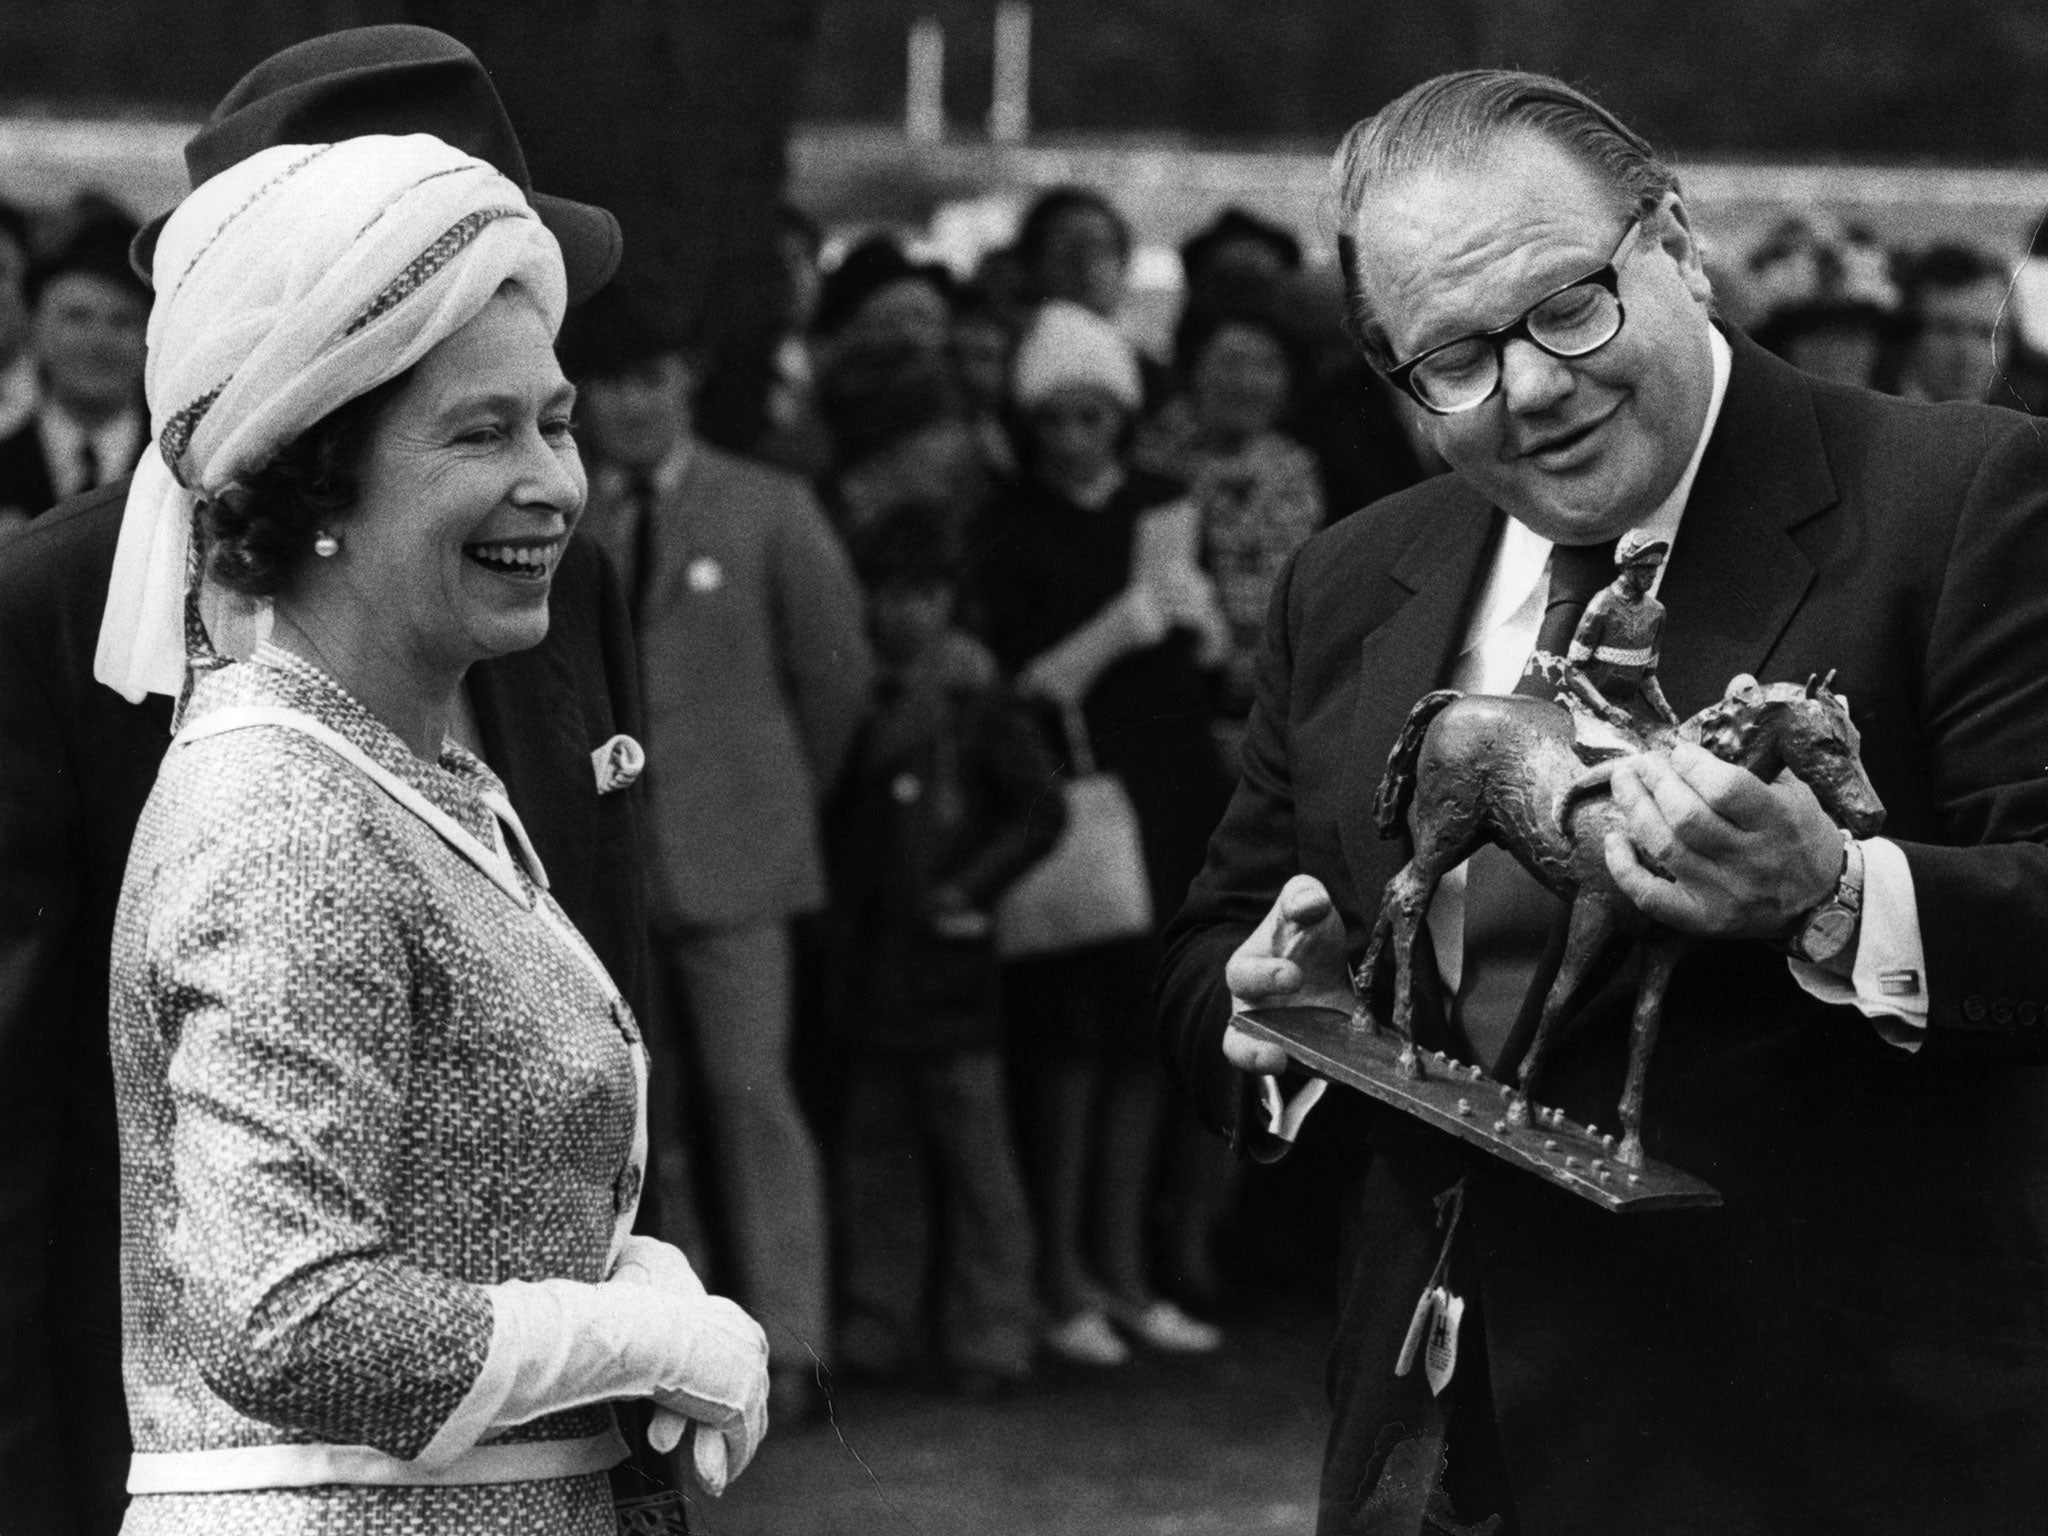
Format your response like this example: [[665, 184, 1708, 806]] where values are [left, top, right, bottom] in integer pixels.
[[1682, 671, 1885, 838]]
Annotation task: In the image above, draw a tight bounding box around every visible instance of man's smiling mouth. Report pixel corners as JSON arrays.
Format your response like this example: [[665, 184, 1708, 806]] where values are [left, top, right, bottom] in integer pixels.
[[1520, 408, 1614, 465]]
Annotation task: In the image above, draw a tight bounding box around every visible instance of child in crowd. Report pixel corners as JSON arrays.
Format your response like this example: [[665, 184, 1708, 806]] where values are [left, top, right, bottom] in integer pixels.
[[828, 498, 1065, 1395]]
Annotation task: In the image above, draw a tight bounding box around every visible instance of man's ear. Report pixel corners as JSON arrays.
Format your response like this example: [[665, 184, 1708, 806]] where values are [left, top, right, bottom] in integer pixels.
[[1649, 193, 1714, 307]]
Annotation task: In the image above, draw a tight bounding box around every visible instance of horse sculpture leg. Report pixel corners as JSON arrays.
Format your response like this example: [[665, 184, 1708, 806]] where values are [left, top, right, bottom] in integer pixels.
[[1379, 856, 1443, 1079], [1508, 890, 1620, 1127], [1352, 906, 1393, 1036], [1617, 932, 1689, 1168]]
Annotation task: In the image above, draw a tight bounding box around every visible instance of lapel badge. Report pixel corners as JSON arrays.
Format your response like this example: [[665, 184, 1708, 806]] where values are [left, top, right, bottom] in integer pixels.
[[686, 556, 723, 593], [593, 733, 645, 794]]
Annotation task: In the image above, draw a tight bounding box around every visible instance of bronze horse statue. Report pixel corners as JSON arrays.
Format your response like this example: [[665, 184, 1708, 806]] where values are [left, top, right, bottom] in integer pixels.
[[1356, 674, 1885, 1168]]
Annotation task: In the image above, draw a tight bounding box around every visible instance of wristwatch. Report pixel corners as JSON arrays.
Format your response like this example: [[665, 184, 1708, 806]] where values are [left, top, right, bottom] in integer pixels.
[[1785, 830, 1864, 966]]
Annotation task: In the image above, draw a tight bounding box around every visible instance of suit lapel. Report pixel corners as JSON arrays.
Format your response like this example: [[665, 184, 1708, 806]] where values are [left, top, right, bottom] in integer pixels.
[[468, 610, 590, 889], [1337, 491, 1501, 899], [1656, 330, 1837, 713]]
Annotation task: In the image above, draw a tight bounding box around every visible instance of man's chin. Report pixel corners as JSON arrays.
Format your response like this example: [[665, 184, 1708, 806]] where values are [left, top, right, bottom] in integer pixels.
[[1504, 486, 1645, 545]]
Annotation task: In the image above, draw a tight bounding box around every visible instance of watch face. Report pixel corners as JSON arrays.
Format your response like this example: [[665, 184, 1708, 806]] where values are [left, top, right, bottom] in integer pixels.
[[1800, 906, 1856, 962]]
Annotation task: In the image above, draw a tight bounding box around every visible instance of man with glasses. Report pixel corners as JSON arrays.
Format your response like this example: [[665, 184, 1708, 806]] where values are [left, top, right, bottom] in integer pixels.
[[1159, 69, 2048, 1536]]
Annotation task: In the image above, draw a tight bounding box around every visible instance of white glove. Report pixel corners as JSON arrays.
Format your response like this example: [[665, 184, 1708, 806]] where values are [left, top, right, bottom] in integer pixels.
[[605, 1238, 728, 1489], [644, 1293, 770, 1495], [423, 1267, 769, 1496], [609, 1234, 708, 1301]]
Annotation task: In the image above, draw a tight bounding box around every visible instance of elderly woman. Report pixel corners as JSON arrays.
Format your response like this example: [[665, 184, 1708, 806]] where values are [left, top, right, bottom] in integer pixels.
[[104, 136, 766, 1535]]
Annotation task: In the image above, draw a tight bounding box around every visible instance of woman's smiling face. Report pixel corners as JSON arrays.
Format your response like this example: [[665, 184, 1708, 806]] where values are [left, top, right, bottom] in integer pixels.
[[316, 285, 585, 674]]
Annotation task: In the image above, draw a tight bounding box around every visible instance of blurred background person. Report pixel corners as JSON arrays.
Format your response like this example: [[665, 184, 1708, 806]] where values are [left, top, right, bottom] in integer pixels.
[[0, 214, 147, 533], [950, 280, 1020, 478], [815, 333, 983, 541], [1016, 186, 1129, 322], [1895, 240, 2011, 403], [1176, 206, 1302, 340], [827, 497, 1062, 1399], [811, 233, 954, 366], [1745, 209, 1904, 390], [567, 282, 874, 1426], [755, 201, 834, 479], [1135, 276, 1322, 1312], [1139, 279, 1322, 742], [979, 299, 1231, 1366], [1014, 185, 1169, 408]]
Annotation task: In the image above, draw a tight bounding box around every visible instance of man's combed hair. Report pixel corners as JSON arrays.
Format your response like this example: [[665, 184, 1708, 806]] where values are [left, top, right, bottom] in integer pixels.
[[1331, 70, 1682, 363]]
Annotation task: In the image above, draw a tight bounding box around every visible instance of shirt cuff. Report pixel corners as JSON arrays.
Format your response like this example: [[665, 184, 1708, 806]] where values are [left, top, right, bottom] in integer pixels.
[[1787, 836, 1928, 1051], [1258, 1072, 1329, 1143]]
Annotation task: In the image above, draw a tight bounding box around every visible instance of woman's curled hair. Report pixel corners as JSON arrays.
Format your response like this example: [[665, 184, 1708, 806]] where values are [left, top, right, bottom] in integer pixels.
[[203, 368, 412, 597]]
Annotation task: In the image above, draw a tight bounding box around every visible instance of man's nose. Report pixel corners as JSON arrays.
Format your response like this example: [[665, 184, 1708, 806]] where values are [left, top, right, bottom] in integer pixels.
[[1498, 336, 1574, 414]]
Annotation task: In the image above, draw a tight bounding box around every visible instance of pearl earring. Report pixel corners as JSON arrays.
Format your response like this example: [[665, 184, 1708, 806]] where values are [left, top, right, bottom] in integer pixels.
[[313, 531, 340, 558]]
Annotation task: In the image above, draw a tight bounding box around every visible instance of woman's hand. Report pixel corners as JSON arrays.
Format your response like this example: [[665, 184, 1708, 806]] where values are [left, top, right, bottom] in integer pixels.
[[607, 1238, 768, 1495], [644, 1294, 770, 1497]]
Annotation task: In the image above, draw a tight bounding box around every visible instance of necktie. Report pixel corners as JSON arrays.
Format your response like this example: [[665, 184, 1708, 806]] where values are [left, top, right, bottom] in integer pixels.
[[78, 440, 101, 495], [1454, 538, 1616, 1070]]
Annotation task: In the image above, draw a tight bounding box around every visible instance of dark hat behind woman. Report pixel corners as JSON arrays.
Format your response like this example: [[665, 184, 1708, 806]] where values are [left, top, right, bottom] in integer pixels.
[[130, 24, 621, 302]]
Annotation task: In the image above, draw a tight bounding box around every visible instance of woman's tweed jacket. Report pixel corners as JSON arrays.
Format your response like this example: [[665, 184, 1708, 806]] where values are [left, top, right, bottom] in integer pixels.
[[109, 649, 643, 1535]]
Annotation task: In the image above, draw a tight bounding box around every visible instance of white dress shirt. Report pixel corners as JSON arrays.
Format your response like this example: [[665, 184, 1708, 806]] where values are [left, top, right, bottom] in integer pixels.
[[1262, 328, 1928, 1140]]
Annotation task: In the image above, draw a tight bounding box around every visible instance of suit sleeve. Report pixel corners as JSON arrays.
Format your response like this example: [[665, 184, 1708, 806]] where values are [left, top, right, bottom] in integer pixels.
[[1156, 546, 1313, 1143], [1893, 417, 2048, 1060], [0, 616, 82, 1534], [772, 487, 875, 796], [146, 773, 494, 1457]]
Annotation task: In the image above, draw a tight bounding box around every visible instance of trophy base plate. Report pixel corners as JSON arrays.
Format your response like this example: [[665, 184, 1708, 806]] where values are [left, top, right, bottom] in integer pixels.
[[1234, 1004, 1720, 1214]]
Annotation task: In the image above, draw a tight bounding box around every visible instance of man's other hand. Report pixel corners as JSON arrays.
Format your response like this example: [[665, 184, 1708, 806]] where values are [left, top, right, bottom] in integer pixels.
[[1221, 874, 1353, 1075], [1603, 741, 1844, 938]]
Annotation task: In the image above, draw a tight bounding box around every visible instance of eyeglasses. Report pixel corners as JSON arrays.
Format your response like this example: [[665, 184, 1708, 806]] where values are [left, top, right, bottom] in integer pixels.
[[1385, 221, 1643, 415]]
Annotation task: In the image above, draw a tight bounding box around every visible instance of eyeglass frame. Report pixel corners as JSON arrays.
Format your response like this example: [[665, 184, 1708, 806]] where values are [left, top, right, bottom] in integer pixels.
[[1382, 219, 1646, 416]]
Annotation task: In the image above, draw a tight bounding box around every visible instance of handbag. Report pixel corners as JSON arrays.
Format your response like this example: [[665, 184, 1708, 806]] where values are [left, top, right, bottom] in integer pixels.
[[995, 699, 1154, 959]]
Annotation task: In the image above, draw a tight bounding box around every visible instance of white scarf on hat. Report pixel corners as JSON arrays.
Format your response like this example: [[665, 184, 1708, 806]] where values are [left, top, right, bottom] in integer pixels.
[[95, 133, 568, 704]]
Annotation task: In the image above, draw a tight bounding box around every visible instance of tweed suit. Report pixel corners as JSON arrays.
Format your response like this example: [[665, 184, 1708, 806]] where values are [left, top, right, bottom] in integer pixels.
[[112, 650, 642, 1535]]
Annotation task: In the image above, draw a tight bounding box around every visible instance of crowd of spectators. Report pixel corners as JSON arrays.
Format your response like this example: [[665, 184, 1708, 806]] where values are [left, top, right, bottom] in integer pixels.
[[1, 169, 2041, 1417]]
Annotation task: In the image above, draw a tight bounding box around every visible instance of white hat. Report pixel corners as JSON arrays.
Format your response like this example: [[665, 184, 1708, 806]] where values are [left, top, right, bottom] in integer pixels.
[[1012, 299, 1142, 413]]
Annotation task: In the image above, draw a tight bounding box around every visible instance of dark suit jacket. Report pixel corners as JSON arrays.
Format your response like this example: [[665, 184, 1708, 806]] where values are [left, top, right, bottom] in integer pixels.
[[1158, 331, 2048, 1535], [0, 419, 58, 523], [0, 478, 649, 1536]]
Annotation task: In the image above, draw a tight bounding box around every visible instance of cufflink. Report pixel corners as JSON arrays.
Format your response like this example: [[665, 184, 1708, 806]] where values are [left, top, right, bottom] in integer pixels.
[[592, 733, 645, 794], [1878, 968, 1921, 997]]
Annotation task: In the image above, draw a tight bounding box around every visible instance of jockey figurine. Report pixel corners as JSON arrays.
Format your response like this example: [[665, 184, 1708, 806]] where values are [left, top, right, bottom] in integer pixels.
[[1558, 532, 1681, 758]]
